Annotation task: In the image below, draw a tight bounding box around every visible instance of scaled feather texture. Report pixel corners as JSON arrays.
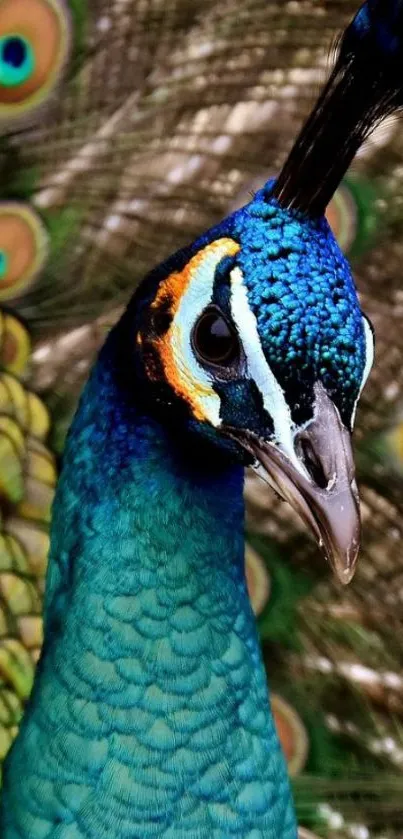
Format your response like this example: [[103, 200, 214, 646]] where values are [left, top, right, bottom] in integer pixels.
[[0, 2, 401, 838]]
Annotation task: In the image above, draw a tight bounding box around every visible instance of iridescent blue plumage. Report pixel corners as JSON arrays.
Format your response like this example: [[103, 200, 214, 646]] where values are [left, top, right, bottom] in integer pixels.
[[0, 192, 365, 839], [2, 0, 403, 836], [0, 336, 296, 838], [146, 184, 366, 428], [229, 187, 366, 426]]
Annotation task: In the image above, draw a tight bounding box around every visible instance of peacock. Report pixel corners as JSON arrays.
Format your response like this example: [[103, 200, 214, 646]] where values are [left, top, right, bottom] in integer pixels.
[[0, 0, 402, 837]]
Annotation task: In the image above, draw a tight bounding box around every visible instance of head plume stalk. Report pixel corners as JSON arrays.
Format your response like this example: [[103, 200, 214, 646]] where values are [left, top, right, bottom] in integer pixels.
[[272, 0, 403, 217]]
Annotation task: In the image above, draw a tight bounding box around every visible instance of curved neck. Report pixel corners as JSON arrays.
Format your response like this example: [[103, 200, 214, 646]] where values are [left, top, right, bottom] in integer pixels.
[[1, 347, 297, 839]]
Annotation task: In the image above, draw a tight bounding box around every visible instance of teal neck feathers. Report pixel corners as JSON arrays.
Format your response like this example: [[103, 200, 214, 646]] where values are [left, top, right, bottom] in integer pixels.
[[0, 335, 297, 839]]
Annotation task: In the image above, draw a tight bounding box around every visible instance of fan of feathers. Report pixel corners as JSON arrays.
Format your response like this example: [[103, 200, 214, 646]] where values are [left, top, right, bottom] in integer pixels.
[[0, 0, 402, 836]]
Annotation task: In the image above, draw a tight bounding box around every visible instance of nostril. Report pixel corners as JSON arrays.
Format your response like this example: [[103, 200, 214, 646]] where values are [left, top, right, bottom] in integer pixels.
[[298, 437, 328, 489]]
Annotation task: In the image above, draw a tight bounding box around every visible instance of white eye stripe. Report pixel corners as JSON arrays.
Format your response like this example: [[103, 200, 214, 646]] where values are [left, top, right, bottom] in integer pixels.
[[361, 315, 375, 394], [229, 266, 307, 476], [170, 241, 238, 426], [351, 315, 375, 427]]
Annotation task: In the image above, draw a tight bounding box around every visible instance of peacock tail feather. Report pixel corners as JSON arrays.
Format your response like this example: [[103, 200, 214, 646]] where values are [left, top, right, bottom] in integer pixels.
[[0, 1, 402, 837], [0, 309, 57, 784]]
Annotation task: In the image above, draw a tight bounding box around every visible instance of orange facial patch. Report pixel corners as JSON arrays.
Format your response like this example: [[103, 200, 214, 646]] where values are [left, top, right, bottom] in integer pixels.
[[143, 238, 240, 422]]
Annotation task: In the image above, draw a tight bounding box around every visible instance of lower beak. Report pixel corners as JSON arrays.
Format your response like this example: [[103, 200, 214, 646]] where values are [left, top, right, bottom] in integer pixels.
[[227, 384, 360, 585]]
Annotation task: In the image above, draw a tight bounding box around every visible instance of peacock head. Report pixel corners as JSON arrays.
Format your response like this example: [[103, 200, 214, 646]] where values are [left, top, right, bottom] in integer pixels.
[[132, 180, 373, 586], [131, 0, 392, 585]]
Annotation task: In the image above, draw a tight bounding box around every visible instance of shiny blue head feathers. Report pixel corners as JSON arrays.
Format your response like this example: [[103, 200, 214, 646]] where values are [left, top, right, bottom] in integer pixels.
[[120, 0, 403, 582], [227, 183, 367, 428]]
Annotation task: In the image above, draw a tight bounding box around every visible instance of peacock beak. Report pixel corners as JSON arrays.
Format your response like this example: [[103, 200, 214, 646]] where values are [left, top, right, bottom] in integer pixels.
[[227, 383, 361, 585]]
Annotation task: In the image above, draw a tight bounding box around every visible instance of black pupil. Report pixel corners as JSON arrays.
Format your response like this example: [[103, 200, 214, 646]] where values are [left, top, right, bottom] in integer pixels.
[[193, 309, 238, 365], [3, 38, 26, 69]]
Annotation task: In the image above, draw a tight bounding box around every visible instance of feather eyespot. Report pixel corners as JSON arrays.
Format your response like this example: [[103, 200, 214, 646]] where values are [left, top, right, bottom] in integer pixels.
[[0, 203, 48, 302], [0, 36, 35, 88], [0, 0, 71, 123], [326, 182, 357, 254]]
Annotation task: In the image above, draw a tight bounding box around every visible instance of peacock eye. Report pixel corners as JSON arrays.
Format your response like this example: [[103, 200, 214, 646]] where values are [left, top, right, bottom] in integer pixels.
[[0, 0, 71, 125], [0, 36, 35, 88], [192, 306, 240, 367]]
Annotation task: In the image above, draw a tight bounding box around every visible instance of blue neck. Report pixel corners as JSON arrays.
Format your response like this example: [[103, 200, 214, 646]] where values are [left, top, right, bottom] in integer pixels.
[[1, 346, 297, 839]]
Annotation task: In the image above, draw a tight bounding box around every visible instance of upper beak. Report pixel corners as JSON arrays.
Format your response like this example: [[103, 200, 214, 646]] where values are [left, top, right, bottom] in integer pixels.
[[227, 383, 360, 585]]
